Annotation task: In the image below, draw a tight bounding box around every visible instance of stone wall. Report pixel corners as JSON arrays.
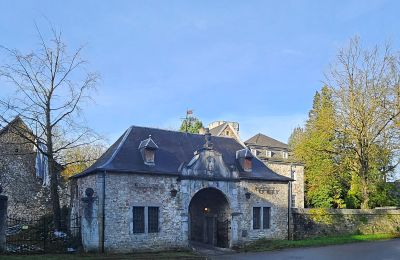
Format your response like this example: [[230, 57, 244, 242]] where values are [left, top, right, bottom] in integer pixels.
[[266, 162, 304, 208], [0, 121, 51, 219], [239, 181, 289, 242], [103, 173, 184, 252], [291, 208, 400, 239], [73, 172, 291, 252]]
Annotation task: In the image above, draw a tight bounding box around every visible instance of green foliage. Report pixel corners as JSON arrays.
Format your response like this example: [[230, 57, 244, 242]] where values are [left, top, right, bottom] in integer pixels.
[[240, 234, 400, 253], [308, 208, 336, 225], [290, 86, 347, 208], [179, 116, 204, 134]]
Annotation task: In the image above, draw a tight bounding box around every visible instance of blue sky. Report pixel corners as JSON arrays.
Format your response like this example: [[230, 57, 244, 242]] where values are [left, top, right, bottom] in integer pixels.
[[1, 0, 399, 144]]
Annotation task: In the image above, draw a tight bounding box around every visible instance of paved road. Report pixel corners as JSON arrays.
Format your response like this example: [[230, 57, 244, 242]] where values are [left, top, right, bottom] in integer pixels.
[[214, 239, 400, 260]]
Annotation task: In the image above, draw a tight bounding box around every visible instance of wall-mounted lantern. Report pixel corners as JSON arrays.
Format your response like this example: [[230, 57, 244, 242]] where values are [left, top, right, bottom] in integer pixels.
[[170, 188, 178, 198], [245, 192, 251, 200]]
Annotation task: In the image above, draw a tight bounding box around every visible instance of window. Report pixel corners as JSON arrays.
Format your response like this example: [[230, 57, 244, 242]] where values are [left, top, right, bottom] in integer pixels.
[[253, 207, 261, 229], [243, 158, 252, 172], [291, 195, 296, 208], [266, 150, 272, 157], [251, 149, 257, 156], [132, 207, 145, 233], [282, 151, 288, 159], [291, 170, 296, 180], [132, 206, 160, 234], [144, 149, 155, 164], [148, 207, 159, 233], [263, 207, 271, 229], [253, 207, 271, 230]]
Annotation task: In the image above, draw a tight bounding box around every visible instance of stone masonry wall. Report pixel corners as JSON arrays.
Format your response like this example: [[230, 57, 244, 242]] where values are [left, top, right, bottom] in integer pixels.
[[0, 122, 51, 219], [291, 208, 400, 239], [239, 181, 289, 242], [74, 172, 291, 252], [266, 163, 304, 208], [104, 173, 184, 252]]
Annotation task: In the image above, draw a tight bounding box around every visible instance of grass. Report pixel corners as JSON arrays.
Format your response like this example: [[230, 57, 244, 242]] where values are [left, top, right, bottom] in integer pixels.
[[0, 249, 205, 260], [240, 233, 400, 252], [1, 234, 399, 259]]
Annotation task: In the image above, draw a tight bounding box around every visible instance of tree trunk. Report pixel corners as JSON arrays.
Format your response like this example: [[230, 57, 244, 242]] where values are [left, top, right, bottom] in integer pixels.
[[46, 104, 61, 230], [360, 161, 370, 209], [48, 155, 62, 230]]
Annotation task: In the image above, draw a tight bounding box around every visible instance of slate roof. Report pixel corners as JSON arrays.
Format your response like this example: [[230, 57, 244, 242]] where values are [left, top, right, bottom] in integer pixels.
[[74, 126, 291, 182], [245, 133, 289, 150], [209, 123, 228, 136]]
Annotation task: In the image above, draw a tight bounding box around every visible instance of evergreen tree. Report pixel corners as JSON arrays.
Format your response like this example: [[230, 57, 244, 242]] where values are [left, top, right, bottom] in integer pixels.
[[291, 86, 347, 208]]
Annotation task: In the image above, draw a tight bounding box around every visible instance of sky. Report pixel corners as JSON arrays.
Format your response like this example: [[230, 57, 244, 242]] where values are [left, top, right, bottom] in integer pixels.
[[1, 0, 400, 144]]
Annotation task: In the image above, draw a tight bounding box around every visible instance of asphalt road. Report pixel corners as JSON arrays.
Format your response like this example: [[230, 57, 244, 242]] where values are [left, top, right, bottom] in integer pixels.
[[214, 239, 400, 260]]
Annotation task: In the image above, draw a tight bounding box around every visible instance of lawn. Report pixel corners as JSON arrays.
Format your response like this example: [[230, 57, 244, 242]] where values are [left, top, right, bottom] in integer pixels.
[[240, 233, 400, 252], [1, 234, 399, 259]]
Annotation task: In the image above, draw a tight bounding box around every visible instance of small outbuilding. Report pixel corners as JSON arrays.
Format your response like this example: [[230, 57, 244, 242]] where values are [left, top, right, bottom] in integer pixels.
[[71, 126, 292, 253]]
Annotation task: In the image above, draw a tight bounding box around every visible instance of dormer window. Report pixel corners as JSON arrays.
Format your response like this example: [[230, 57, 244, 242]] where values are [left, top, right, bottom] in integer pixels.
[[138, 135, 158, 166], [236, 148, 253, 172], [243, 158, 252, 171]]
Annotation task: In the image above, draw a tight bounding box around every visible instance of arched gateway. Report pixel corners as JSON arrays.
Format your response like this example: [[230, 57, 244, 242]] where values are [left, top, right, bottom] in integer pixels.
[[188, 188, 231, 248]]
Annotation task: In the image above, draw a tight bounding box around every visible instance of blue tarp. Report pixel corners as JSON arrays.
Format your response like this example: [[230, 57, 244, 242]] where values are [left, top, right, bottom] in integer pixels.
[[35, 141, 50, 186]]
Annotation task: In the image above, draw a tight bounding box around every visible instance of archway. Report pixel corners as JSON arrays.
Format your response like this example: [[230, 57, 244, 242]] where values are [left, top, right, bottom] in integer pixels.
[[188, 188, 230, 248]]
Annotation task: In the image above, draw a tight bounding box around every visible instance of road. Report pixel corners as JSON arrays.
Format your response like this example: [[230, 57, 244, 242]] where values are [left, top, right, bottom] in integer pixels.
[[214, 239, 400, 260]]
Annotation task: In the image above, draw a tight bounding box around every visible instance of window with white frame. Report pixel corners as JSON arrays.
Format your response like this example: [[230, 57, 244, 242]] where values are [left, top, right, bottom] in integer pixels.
[[266, 150, 272, 157], [253, 206, 271, 230]]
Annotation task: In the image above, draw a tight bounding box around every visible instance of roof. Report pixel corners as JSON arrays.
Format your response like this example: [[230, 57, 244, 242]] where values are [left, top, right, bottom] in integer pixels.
[[245, 133, 289, 150], [74, 126, 291, 182], [0, 116, 29, 136], [209, 123, 228, 136]]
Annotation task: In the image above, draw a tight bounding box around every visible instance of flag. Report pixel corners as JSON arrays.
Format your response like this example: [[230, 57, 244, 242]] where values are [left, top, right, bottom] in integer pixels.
[[186, 109, 193, 115]]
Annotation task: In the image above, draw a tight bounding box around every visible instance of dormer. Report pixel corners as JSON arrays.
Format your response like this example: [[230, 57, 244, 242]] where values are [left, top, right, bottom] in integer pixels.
[[138, 135, 158, 166], [236, 148, 253, 172]]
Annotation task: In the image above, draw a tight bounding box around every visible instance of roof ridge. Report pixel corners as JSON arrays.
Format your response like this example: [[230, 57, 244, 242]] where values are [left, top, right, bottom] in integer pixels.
[[99, 126, 133, 169]]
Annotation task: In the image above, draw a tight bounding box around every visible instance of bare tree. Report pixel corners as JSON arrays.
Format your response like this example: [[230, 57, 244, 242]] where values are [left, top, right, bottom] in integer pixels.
[[0, 26, 100, 228], [325, 37, 400, 208]]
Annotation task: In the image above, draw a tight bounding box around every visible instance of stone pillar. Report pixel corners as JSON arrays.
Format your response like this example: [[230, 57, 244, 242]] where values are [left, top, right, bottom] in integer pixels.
[[0, 186, 8, 253], [81, 188, 100, 253]]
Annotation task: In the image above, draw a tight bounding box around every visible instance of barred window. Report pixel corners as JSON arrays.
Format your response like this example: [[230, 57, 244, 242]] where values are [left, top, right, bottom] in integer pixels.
[[132, 207, 145, 233], [148, 207, 159, 233], [263, 207, 271, 229], [253, 207, 261, 229]]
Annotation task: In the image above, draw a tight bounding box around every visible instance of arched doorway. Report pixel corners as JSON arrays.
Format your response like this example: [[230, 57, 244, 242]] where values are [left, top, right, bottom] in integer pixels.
[[189, 188, 230, 248]]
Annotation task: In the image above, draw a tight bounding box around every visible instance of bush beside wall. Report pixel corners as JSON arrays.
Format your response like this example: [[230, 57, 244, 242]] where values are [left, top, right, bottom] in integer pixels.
[[291, 208, 400, 240]]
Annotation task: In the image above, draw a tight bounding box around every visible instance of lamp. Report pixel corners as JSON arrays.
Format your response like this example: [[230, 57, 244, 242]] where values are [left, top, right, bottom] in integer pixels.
[[170, 188, 178, 198], [245, 192, 251, 200]]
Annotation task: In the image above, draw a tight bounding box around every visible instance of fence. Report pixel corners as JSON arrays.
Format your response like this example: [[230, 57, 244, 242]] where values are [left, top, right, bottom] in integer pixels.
[[6, 215, 81, 254]]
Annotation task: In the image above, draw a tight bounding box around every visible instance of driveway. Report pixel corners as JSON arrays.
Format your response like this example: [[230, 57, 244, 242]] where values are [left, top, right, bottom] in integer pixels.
[[214, 239, 400, 260]]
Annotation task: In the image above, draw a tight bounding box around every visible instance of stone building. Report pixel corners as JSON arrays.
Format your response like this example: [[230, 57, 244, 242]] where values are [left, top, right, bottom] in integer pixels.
[[0, 117, 51, 218], [71, 126, 292, 252], [245, 133, 304, 208], [208, 121, 241, 141]]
